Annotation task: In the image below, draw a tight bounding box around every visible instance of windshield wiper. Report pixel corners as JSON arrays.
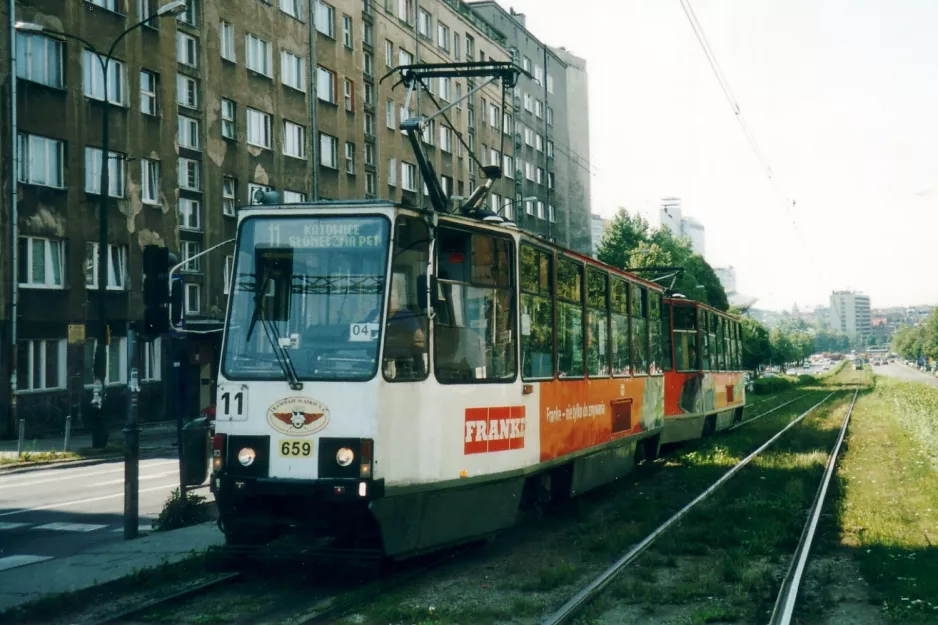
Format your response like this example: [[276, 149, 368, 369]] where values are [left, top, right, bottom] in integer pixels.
[[244, 271, 303, 390]]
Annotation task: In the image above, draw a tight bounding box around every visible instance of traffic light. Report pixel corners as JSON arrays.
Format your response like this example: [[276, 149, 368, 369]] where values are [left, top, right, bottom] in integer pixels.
[[143, 245, 170, 336], [170, 275, 184, 327]]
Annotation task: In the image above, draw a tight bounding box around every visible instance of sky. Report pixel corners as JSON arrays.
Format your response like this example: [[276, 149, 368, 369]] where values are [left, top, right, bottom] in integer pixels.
[[496, 0, 938, 311]]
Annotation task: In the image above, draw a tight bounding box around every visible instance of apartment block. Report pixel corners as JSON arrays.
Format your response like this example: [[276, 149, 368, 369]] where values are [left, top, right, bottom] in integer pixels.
[[829, 291, 872, 338]]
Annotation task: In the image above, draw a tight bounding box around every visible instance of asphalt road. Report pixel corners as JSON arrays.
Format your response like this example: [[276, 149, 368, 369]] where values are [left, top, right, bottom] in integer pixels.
[[0, 455, 211, 572], [873, 362, 938, 388]]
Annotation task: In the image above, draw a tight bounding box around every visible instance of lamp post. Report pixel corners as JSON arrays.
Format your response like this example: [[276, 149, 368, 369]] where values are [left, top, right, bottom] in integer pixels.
[[16, 0, 187, 451]]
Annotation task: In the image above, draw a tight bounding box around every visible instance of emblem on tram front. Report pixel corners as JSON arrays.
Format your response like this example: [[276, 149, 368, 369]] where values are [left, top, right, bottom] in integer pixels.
[[267, 397, 330, 436]]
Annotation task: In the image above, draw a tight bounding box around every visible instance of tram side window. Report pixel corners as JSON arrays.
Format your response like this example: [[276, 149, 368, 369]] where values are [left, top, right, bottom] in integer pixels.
[[661, 301, 673, 371], [434, 228, 516, 383], [717, 316, 727, 371], [673, 305, 700, 372], [586, 268, 610, 377], [734, 322, 742, 370], [648, 291, 663, 374], [520, 244, 554, 379], [610, 277, 631, 377], [729, 322, 738, 370], [709, 313, 719, 371], [383, 217, 430, 382], [699, 310, 711, 370], [631, 283, 648, 375], [557, 257, 584, 378]]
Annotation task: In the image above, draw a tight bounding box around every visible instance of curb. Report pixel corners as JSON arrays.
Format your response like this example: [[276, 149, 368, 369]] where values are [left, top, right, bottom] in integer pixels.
[[0, 446, 179, 476]]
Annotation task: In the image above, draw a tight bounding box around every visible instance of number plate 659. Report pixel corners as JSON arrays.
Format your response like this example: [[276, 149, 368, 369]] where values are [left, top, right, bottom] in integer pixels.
[[279, 440, 314, 458]]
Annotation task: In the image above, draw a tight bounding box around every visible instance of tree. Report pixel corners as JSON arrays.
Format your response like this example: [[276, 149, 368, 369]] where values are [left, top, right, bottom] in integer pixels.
[[597, 208, 651, 271], [770, 328, 799, 367], [741, 316, 772, 371]]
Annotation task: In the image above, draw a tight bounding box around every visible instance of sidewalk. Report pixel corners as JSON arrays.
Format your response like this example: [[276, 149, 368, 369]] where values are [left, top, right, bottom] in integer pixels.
[[0, 522, 224, 612], [0, 422, 180, 460]]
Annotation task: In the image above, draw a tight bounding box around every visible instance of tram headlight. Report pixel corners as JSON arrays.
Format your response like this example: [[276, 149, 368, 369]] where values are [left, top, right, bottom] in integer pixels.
[[237, 447, 256, 467], [336, 447, 355, 467]]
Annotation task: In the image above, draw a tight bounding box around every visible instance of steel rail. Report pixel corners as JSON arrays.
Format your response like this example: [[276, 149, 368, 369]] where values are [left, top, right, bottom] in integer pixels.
[[90, 572, 241, 624], [540, 392, 837, 625], [729, 392, 816, 431], [768, 387, 859, 625]]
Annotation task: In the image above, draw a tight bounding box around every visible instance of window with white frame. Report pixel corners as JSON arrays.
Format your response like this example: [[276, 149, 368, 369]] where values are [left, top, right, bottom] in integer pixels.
[[179, 198, 201, 230], [522, 56, 531, 72], [418, 8, 431, 38], [401, 161, 416, 191], [342, 15, 352, 47], [398, 48, 413, 66], [385, 40, 393, 66], [221, 98, 236, 139], [364, 112, 375, 136], [454, 32, 461, 60], [503, 112, 512, 134], [440, 126, 453, 153], [245, 34, 272, 76], [536, 133, 544, 151], [17, 339, 66, 391], [223, 256, 234, 295], [503, 154, 513, 178], [319, 132, 338, 168], [83, 51, 126, 104], [441, 175, 452, 198], [525, 199, 534, 215], [364, 21, 373, 45], [364, 82, 374, 105], [181, 241, 201, 272], [16, 33, 64, 89], [177, 75, 198, 109], [177, 0, 199, 26], [18, 237, 65, 288], [315, 1, 335, 37], [490, 192, 501, 215], [421, 119, 434, 146], [465, 34, 474, 59], [547, 106, 553, 125], [523, 92, 532, 113], [547, 140, 554, 158], [283, 121, 307, 158], [547, 74, 554, 93], [141, 159, 160, 205], [365, 172, 376, 196], [481, 97, 487, 123], [246, 108, 272, 148], [397, 0, 414, 24], [140, 70, 157, 114], [489, 103, 499, 128], [283, 190, 306, 203], [536, 167, 544, 184], [365, 143, 375, 166], [280, 0, 301, 18], [524, 126, 534, 147], [385, 99, 395, 129], [248, 182, 272, 204], [344, 78, 354, 111], [548, 172, 555, 189], [220, 21, 236, 61], [84, 147, 125, 197], [437, 22, 450, 52], [88, 0, 121, 13], [387, 157, 397, 186], [185, 283, 201, 314], [534, 65, 543, 85], [176, 33, 198, 67], [455, 81, 462, 107], [535, 99, 543, 118], [82, 338, 127, 386], [178, 157, 201, 190], [85, 243, 128, 290], [537, 200, 545, 219], [525, 161, 535, 181], [17, 134, 64, 188], [345, 142, 355, 174], [281, 51, 306, 91], [364, 52, 373, 77], [178, 115, 200, 150], [317, 66, 336, 103], [223, 177, 237, 216], [503, 197, 513, 220], [142, 337, 162, 381], [489, 148, 500, 167], [438, 77, 451, 101], [548, 204, 555, 222]]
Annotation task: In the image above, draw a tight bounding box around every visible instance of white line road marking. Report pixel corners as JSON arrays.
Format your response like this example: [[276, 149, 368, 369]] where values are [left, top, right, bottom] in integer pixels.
[[0, 522, 30, 531], [90, 471, 178, 487], [0, 460, 179, 491], [111, 524, 153, 533], [0, 483, 180, 518], [0, 555, 54, 572], [35, 522, 108, 532]]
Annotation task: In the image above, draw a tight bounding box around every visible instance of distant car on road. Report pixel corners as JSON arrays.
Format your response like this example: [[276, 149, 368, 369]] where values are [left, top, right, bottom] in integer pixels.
[[786, 369, 798, 375]]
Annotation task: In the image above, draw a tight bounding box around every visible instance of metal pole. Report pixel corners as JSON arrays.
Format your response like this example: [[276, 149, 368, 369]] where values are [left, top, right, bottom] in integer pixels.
[[16, 418, 24, 456], [123, 328, 139, 539], [308, 0, 319, 200], [90, 53, 110, 448], [9, 0, 19, 441], [63, 415, 71, 452], [172, 336, 186, 503]]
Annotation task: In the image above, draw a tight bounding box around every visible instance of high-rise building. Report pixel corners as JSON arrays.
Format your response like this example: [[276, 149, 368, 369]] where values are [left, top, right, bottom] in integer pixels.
[[659, 197, 705, 256], [713, 266, 737, 294], [829, 291, 872, 338], [589, 213, 609, 257], [0, 0, 588, 437]]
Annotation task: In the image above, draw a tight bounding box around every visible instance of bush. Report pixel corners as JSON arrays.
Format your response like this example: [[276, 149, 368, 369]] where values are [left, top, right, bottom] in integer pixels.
[[798, 374, 819, 385], [153, 488, 208, 532], [751, 377, 795, 395]]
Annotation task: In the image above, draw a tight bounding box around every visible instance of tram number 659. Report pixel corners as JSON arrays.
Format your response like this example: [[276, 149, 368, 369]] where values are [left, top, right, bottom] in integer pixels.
[[279, 440, 313, 458]]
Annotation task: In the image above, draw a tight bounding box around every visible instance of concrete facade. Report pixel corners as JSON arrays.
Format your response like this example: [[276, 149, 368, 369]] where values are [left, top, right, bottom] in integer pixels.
[[830, 291, 872, 338], [659, 197, 705, 256], [589, 212, 608, 258]]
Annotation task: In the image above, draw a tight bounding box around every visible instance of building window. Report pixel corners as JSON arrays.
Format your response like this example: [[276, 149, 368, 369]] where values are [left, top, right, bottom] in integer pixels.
[[345, 142, 355, 174], [503, 154, 513, 179], [548, 172, 555, 189], [397, 0, 414, 24], [534, 65, 543, 85], [82, 338, 127, 386], [17, 134, 64, 188], [481, 97, 487, 123], [16, 33, 64, 89], [223, 256, 234, 295], [283, 190, 306, 203], [177, 75, 198, 109], [418, 8, 431, 38], [315, 1, 335, 37], [537, 200, 545, 219], [181, 241, 201, 272], [176, 0, 199, 26], [364, 112, 375, 136], [364, 82, 374, 105], [84, 147, 125, 197], [535, 133, 544, 152], [178, 115, 200, 150], [176, 33, 198, 68], [440, 126, 453, 153], [536, 167, 544, 184], [525, 161, 535, 181], [437, 22, 450, 52], [141, 159, 160, 205], [248, 182, 272, 204], [279, 0, 301, 19], [364, 52, 373, 76], [83, 51, 126, 104], [344, 78, 355, 111], [245, 34, 272, 76], [246, 108, 272, 148], [490, 192, 501, 215], [525, 199, 534, 215], [523, 93, 532, 113], [547, 107, 554, 126], [398, 48, 413, 66], [385, 40, 393, 66], [223, 177, 237, 216], [489, 103, 499, 128], [547, 74, 554, 94], [454, 33, 461, 60], [88, 0, 122, 13], [547, 140, 554, 158], [317, 66, 337, 103], [365, 171, 376, 196], [385, 99, 395, 129], [465, 34, 474, 60], [18, 237, 65, 289], [179, 198, 201, 231], [342, 14, 353, 47], [364, 21, 374, 46], [85, 243, 128, 290], [283, 120, 307, 158], [178, 157, 201, 190], [281, 50, 306, 91], [522, 56, 531, 72], [221, 98, 236, 139], [535, 99, 543, 119], [142, 337, 162, 382], [438, 77, 451, 101], [401, 161, 416, 191], [17, 339, 66, 392], [365, 143, 375, 166], [421, 119, 435, 146], [140, 70, 158, 114], [319, 132, 338, 168], [185, 283, 201, 314], [503, 112, 513, 134], [549, 204, 555, 222], [387, 157, 397, 186], [220, 21, 236, 61]]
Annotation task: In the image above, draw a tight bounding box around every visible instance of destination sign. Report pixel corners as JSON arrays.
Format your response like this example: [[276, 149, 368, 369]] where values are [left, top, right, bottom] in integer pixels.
[[287, 223, 384, 249]]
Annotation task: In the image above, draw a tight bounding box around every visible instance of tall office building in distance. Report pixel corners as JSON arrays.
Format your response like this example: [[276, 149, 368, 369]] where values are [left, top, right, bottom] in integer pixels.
[[830, 291, 872, 338], [659, 197, 705, 257]]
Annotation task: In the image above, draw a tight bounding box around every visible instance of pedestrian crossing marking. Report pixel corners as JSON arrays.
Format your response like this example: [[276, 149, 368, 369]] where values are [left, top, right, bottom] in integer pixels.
[[110, 524, 153, 533], [35, 522, 108, 532], [0, 522, 30, 531], [0, 555, 53, 572]]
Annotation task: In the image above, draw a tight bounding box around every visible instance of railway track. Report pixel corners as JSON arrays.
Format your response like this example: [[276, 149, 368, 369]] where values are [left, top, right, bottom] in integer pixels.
[[540, 391, 839, 625]]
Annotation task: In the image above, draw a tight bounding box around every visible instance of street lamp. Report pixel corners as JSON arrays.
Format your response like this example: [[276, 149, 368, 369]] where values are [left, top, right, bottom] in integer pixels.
[[16, 1, 186, 449]]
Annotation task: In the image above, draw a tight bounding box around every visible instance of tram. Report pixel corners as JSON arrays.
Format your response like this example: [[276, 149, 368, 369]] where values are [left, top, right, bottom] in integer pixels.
[[208, 62, 745, 557]]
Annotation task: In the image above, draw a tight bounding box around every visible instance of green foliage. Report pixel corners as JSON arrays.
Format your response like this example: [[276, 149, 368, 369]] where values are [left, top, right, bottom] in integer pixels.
[[741, 316, 772, 371], [750, 377, 795, 395], [597, 208, 650, 270], [153, 488, 208, 532], [891, 310, 938, 362]]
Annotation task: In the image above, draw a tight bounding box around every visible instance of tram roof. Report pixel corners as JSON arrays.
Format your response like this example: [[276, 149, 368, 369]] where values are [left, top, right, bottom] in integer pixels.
[[665, 296, 739, 321]]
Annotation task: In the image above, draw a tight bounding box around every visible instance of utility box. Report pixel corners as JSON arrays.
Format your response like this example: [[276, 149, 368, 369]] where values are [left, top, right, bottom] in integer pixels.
[[181, 416, 211, 486]]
